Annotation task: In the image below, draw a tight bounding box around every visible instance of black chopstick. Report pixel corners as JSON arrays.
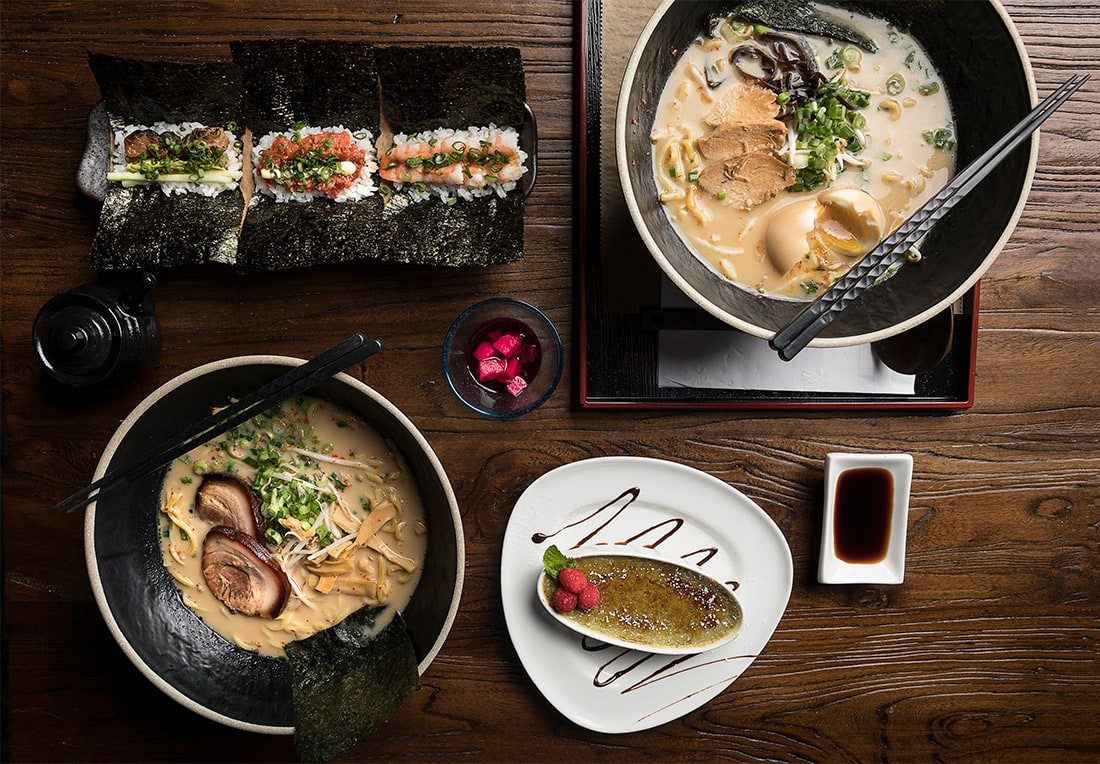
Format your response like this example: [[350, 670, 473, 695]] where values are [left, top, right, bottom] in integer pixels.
[[770, 73, 1090, 361], [55, 335, 383, 515]]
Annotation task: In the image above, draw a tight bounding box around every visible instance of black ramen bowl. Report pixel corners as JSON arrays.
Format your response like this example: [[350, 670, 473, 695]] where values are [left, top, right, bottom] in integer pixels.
[[617, 0, 1036, 346], [84, 356, 464, 733]]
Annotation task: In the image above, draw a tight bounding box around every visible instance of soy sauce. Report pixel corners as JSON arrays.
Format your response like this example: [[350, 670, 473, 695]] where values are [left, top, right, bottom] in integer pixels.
[[833, 467, 893, 563]]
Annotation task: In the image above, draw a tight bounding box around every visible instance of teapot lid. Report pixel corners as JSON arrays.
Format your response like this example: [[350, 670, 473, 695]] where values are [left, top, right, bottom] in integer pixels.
[[33, 292, 122, 387]]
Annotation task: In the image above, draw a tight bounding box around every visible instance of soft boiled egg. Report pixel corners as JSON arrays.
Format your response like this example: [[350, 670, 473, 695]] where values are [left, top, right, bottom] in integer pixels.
[[764, 187, 886, 276]]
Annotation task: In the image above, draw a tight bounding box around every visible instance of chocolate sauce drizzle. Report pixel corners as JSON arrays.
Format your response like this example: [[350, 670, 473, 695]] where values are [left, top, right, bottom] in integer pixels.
[[533, 486, 748, 715], [531, 487, 640, 547]]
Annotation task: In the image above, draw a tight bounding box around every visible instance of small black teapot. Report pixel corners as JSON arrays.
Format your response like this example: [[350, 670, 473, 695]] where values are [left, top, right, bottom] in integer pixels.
[[33, 272, 161, 392]]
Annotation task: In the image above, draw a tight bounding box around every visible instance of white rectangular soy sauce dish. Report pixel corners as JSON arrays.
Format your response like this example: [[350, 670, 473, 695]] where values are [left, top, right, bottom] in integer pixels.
[[819, 453, 913, 584]]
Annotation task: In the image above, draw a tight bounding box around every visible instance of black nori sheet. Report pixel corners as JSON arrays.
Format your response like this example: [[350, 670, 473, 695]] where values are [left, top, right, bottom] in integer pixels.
[[379, 192, 524, 267], [374, 45, 527, 267], [375, 46, 526, 134], [286, 606, 420, 764], [88, 53, 246, 270], [231, 40, 382, 136], [231, 40, 386, 271], [234, 196, 385, 273], [91, 186, 243, 270]]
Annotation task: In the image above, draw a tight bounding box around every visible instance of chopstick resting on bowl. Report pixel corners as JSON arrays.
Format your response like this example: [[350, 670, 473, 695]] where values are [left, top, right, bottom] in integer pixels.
[[54, 334, 384, 515], [769, 73, 1091, 362]]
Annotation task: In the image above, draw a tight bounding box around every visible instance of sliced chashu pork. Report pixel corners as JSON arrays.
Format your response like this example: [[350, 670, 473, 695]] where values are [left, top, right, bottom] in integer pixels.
[[195, 473, 264, 537], [704, 83, 780, 127], [201, 527, 290, 618], [697, 119, 787, 162], [699, 152, 797, 211]]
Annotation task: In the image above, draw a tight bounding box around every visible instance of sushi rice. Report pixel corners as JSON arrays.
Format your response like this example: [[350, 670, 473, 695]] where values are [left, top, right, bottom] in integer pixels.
[[112, 121, 242, 198], [252, 126, 378, 203], [389, 124, 527, 203]]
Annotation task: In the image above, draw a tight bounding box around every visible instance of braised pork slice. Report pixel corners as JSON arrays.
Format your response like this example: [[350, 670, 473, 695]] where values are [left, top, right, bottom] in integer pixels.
[[195, 474, 264, 538], [201, 527, 290, 618], [699, 152, 797, 210], [704, 84, 780, 127], [697, 119, 787, 161]]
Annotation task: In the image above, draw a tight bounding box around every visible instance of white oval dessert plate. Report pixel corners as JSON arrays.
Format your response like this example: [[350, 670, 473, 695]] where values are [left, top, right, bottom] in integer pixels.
[[535, 545, 743, 656], [501, 456, 793, 734]]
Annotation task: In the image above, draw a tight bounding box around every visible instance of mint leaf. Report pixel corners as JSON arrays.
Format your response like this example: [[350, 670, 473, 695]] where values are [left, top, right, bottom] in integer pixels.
[[542, 545, 576, 579]]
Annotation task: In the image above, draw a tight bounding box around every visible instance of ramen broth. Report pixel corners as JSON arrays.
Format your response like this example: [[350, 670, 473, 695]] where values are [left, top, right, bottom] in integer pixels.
[[652, 7, 956, 299], [159, 396, 427, 657]]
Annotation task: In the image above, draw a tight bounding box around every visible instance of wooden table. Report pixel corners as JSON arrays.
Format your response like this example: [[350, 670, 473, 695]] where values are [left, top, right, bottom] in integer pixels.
[[2, 1, 1098, 760]]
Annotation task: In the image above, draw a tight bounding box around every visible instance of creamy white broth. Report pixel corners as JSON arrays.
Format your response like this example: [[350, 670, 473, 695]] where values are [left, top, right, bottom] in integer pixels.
[[652, 7, 956, 299], [159, 396, 427, 657]]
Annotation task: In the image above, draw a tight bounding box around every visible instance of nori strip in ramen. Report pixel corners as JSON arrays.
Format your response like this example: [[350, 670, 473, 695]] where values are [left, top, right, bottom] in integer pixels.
[[286, 606, 419, 763]]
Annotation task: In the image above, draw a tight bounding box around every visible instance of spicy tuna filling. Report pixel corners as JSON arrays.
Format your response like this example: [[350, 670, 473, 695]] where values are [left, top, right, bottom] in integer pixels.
[[258, 132, 368, 197]]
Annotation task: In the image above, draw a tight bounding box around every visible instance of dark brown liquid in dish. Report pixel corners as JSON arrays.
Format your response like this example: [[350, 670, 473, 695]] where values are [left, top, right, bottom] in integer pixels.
[[833, 467, 894, 564]]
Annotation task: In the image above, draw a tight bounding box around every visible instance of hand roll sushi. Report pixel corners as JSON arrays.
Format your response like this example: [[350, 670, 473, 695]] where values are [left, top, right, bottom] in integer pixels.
[[108, 122, 244, 197], [253, 125, 378, 203], [379, 124, 528, 203]]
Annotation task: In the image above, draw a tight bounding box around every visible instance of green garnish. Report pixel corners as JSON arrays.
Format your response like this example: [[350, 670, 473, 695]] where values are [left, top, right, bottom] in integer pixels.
[[917, 81, 941, 96], [904, 49, 918, 69], [878, 152, 893, 161], [802, 281, 821, 295], [776, 91, 791, 105], [788, 79, 871, 192], [669, 167, 677, 178], [923, 127, 956, 151], [446, 197, 457, 206], [716, 190, 727, 200], [543, 545, 577, 579], [687, 169, 699, 183], [180, 476, 193, 485], [885, 73, 905, 95], [125, 130, 230, 182], [753, 24, 771, 37]]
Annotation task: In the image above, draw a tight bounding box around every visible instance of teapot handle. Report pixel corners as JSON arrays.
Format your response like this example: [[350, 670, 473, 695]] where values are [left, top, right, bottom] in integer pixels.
[[121, 271, 157, 313]]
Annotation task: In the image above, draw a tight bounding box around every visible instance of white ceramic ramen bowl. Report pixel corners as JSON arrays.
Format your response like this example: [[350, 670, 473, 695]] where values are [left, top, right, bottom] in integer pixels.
[[616, 0, 1037, 347], [84, 355, 465, 734]]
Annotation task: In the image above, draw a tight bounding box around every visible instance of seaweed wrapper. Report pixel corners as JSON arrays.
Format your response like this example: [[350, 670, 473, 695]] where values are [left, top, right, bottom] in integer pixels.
[[88, 53, 246, 270], [232, 40, 384, 273], [379, 192, 524, 267], [286, 606, 420, 764], [375, 46, 527, 267], [375, 46, 526, 134]]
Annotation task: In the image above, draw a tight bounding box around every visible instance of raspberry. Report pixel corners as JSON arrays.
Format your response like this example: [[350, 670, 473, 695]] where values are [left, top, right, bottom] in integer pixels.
[[550, 586, 578, 614], [558, 568, 588, 594], [577, 583, 600, 611]]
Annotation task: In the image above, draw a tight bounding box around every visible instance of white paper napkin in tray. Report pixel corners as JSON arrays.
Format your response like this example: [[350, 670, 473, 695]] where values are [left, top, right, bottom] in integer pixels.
[[657, 278, 916, 394]]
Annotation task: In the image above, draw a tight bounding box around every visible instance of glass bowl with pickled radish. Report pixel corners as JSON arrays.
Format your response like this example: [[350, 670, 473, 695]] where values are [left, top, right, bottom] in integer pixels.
[[443, 298, 563, 418]]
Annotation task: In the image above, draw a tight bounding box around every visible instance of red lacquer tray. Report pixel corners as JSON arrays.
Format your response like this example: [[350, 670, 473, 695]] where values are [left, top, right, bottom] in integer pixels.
[[575, 0, 978, 411]]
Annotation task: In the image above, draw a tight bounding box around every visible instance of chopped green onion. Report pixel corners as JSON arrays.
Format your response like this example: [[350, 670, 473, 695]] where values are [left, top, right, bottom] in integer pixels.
[[886, 73, 905, 95]]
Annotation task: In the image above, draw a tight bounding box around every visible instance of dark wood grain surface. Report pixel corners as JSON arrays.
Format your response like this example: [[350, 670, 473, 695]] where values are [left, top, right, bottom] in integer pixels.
[[2, 1, 1098, 761]]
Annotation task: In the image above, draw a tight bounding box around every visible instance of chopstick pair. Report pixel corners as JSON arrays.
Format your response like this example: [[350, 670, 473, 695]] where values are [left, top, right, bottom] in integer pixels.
[[54, 334, 384, 515], [770, 73, 1091, 361]]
